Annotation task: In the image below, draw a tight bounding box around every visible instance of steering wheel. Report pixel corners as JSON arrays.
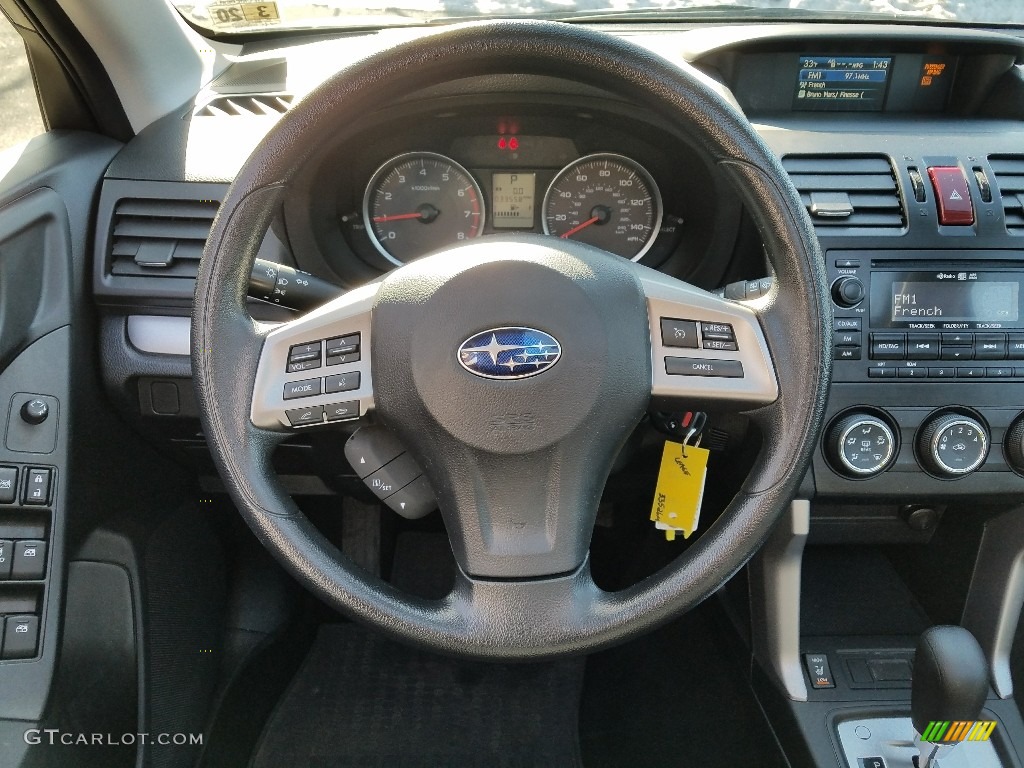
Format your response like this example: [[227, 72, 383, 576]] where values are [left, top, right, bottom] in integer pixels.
[[192, 20, 830, 660]]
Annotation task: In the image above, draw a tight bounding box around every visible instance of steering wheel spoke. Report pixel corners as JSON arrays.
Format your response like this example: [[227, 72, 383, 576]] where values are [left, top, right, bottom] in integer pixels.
[[250, 282, 378, 431], [638, 269, 779, 412]]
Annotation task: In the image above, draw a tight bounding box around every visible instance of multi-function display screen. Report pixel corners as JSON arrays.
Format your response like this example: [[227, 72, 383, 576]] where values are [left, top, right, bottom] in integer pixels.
[[794, 56, 892, 111], [872, 271, 1024, 329], [491, 172, 536, 228]]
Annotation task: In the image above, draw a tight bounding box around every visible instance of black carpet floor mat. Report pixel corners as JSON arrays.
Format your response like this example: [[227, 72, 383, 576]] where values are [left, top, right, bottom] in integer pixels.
[[252, 624, 586, 768]]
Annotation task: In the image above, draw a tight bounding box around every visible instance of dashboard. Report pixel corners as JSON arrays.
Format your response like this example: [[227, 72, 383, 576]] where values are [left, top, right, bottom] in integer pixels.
[[91, 22, 1024, 516]]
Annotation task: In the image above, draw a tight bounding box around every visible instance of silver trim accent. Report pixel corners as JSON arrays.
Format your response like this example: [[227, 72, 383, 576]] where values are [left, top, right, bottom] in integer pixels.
[[750, 500, 810, 702], [837, 717, 1002, 768], [126, 315, 191, 356], [837, 416, 896, 476], [639, 269, 779, 407], [362, 151, 485, 266], [929, 417, 989, 476], [251, 283, 377, 430], [541, 152, 663, 262]]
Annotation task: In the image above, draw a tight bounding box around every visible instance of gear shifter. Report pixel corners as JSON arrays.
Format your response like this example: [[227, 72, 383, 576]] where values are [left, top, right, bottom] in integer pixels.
[[912, 626, 989, 767]]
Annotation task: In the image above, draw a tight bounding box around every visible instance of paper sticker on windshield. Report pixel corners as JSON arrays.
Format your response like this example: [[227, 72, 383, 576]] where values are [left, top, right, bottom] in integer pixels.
[[207, 2, 280, 28]]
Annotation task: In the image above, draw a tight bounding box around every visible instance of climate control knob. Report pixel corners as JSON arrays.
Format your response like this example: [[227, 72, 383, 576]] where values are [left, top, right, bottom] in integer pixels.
[[827, 413, 897, 478], [1004, 416, 1024, 474], [831, 276, 866, 308], [916, 414, 989, 478]]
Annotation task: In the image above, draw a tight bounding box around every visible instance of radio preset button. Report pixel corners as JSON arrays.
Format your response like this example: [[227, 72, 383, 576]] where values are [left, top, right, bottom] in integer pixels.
[[868, 368, 895, 378], [928, 367, 956, 378], [957, 367, 986, 378], [987, 367, 1014, 378], [897, 367, 928, 378]]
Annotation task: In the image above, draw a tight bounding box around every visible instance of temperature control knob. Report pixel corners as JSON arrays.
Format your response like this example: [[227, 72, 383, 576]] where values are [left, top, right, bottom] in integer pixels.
[[827, 413, 897, 478], [831, 276, 865, 308], [1004, 416, 1024, 474], [916, 414, 989, 478]]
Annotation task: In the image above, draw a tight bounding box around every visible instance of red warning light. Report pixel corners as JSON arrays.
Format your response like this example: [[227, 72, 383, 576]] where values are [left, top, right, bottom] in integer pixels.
[[497, 137, 507, 149], [508, 137, 519, 151], [497, 136, 520, 151]]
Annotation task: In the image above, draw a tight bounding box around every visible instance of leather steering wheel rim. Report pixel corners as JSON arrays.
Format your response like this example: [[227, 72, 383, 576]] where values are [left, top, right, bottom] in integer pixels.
[[192, 19, 831, 660]]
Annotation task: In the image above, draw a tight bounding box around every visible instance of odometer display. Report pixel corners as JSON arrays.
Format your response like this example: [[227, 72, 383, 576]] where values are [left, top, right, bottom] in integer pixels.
[[542, 153, 661, 260], [363, 152, 484, 264]]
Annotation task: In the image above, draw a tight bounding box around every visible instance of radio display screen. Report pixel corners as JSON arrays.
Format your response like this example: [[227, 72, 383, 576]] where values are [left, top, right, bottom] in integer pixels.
[[872, 271, 1024, 329], [794, 56, 892, 111]]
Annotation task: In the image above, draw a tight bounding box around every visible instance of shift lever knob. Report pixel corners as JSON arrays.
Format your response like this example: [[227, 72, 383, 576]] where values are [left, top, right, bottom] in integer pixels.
[[912, 625, 989, 736]]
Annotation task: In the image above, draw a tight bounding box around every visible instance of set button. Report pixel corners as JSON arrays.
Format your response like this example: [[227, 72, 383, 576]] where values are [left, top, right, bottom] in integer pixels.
[[660, 318, 738, 352]]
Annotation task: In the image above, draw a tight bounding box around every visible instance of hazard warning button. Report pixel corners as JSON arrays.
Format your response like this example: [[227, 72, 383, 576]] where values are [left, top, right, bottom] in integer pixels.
[[927, 165, 974, 226]]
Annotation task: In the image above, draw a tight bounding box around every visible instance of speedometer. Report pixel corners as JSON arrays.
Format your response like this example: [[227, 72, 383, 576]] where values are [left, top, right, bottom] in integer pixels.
[[363, 152, 485, 265], [542, 153, 662, 261]]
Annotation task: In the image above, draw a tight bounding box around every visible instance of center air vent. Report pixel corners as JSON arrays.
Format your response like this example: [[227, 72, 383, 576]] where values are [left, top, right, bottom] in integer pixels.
[[192, 93, 293, 117], [783, 155, 906, 235], [109, 198, 220, 279], [989, 156, 1024, 234]]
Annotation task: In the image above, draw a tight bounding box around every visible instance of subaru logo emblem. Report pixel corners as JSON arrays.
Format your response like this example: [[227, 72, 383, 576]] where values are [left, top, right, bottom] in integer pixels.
[[458, 327, 562, 380]]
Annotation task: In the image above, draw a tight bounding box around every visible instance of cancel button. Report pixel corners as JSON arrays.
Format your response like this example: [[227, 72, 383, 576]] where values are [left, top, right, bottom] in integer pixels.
[[666, 357, 744, 378]]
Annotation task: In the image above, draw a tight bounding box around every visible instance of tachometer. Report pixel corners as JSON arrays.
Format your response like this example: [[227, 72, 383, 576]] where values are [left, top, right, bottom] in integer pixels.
[[363, 152, 484, 265], [542, 153, 662, 261]]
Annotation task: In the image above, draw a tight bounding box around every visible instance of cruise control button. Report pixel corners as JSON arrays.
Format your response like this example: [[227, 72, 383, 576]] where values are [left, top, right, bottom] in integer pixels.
[[325, 372, 361, 394], [665, 357, 744, 378], [24, 469, 50, 506], [283, 378, 322, 400], [2, 615, 39, 659], [325, 401, 360, 421], [700, 322, 735, 341], [0, 466, 17, 504], [702, 339, 738, 352], [285, 404, 325, 427], [11, 540, 46, 580], [660, 318, 698, 348], [365, 453, 422, 500]]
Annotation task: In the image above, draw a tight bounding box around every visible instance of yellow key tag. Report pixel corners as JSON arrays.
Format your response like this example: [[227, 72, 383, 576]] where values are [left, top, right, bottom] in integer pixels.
[[650, 440, 709, 541]]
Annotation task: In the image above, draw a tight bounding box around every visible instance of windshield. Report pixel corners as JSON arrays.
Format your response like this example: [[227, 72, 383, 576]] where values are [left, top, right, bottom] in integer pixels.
[[174, 0, 1021, 34]]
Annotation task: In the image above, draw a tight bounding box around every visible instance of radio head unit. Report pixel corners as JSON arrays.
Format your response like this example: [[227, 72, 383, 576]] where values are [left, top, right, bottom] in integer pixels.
[[871, 271, 1023, 329]]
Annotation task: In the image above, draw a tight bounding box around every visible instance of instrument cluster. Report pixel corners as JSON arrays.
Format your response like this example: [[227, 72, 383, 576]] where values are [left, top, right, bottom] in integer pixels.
[[288, 105, 740, 289]]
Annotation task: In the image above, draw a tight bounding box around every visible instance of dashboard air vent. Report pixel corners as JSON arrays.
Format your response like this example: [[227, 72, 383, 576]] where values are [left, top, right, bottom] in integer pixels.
[[192, 93, 293, 117], [783, 155, 905, 235], [989, 156, 1024, 234], [109, 198, 220, 279]]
